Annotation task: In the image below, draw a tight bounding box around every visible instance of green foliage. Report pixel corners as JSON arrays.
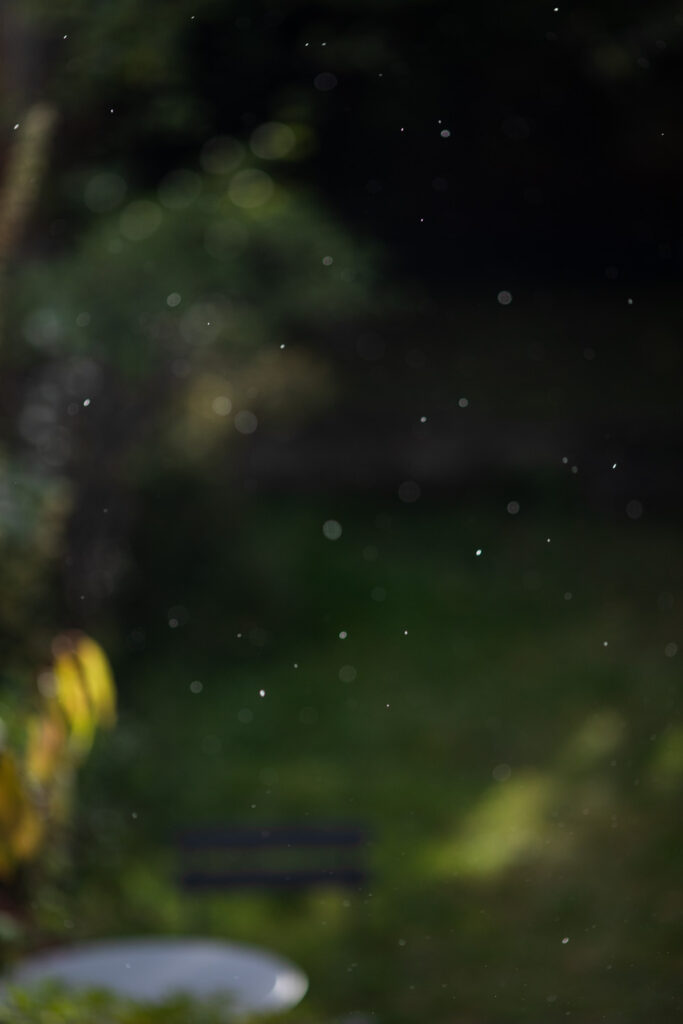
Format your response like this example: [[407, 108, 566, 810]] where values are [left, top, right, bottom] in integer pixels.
[[51, 500, 680, 1024], [0, 981, 323, 1024], [6, 149, 378, 496], [13, 161, 376, 370], [2, 984, 233, 1024], [0, 465, 70, 661], [0, 134, 379, 676]]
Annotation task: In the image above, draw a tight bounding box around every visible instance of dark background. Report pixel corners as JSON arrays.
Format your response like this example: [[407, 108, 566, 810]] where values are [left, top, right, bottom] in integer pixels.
[[9, 0, 683, 280], [1, 3, 682, 1023]]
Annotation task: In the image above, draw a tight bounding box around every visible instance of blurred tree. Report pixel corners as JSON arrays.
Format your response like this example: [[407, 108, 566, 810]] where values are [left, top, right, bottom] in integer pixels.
[[0, 0, 381, 640], [6, 151, 377, 619]]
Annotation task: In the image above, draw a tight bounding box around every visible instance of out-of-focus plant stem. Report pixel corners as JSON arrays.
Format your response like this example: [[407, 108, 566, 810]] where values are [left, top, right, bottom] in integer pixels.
[[0, 103, 57, 343]]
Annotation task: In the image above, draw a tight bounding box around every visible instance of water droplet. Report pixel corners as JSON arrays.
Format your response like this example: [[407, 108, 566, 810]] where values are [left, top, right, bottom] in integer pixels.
[[322, 519, 342, 540], [212, 395, 232, 416], [314, 72, 337, 91], [234, 409, 258, 434], [626, 499, 643, 520], [398, 480, 421, 503]]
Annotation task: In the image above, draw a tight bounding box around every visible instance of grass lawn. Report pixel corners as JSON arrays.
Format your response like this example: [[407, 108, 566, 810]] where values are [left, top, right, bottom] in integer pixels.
[[61, 496, 681, 1023]]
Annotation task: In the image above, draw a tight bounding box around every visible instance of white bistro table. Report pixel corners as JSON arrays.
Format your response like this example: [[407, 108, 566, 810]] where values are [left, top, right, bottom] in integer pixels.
[[2, 937, 308, 1016]]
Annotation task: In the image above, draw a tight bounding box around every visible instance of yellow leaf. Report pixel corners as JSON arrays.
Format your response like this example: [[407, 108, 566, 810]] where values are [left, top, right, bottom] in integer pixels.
[[0, 752, 24, 832], [10, 803, 45, 862], [25, 710, 68, 785], [74, 635, 117, 728], [53, 647, 94, 754], [0, 752, 38, 876]]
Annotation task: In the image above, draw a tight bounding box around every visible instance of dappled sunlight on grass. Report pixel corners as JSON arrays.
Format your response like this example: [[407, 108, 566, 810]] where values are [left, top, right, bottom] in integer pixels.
[[425, 771, 558, 878], [648, 724, 683, 792], [557, 709, 626, 772], [422, 707, 652, 882]]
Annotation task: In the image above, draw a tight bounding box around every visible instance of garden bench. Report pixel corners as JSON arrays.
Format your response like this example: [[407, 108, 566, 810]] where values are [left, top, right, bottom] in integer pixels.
[[177, 823, 370, 890]]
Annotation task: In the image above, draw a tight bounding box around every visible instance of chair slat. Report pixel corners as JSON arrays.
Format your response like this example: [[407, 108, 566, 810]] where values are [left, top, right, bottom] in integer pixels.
[[177, 825, 367, 849], [176, 824, 370, 891], [181, 867, 368, 889]]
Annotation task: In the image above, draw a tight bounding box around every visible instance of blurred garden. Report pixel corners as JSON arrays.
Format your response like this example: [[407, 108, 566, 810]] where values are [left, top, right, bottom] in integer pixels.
[[1, 1, 682, 1022]]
